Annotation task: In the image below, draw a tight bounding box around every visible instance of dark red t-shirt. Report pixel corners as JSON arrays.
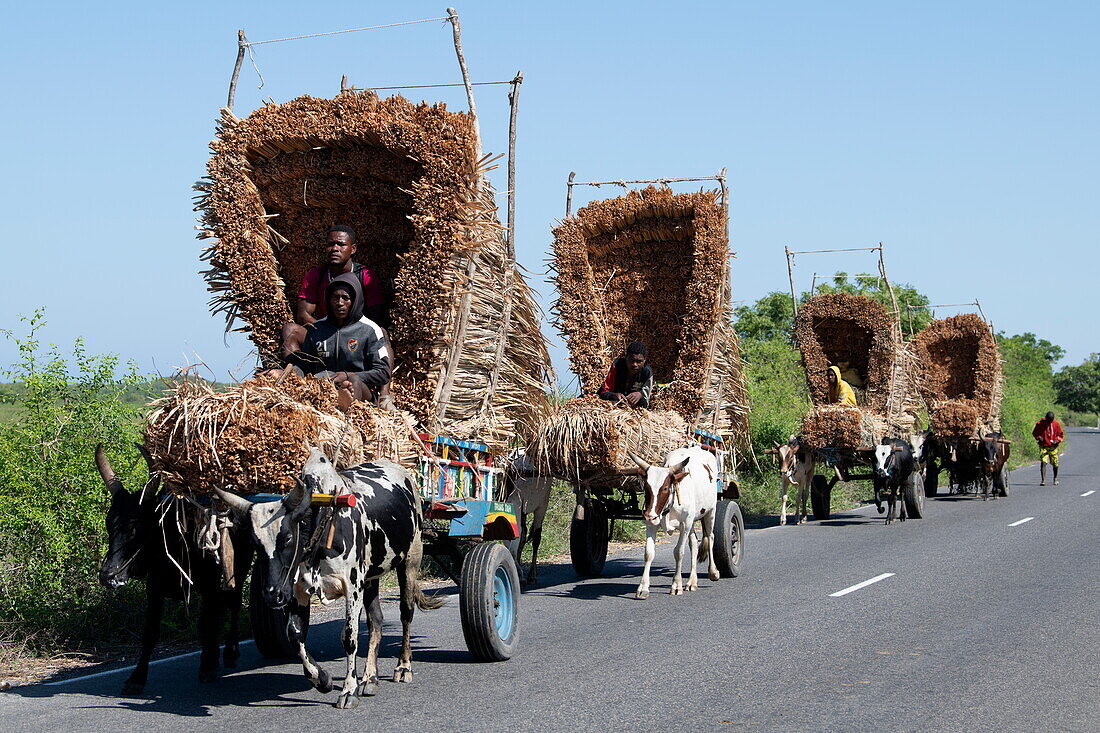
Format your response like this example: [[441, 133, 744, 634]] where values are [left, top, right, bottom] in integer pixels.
[[298, 264, 384, 317]]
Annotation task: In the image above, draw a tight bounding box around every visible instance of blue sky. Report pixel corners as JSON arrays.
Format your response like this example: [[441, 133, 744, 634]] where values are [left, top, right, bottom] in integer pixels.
[[1, 1, 1096, 387]]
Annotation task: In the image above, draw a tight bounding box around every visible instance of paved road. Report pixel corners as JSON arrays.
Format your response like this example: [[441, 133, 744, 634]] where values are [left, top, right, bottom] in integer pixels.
[[4, 429, 1098, 732]]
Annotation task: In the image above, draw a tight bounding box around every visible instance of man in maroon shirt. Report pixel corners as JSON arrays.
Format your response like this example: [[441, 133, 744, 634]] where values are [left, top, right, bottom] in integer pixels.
[[598, 341, 653, 408], [1032, 411, 1064, 485]]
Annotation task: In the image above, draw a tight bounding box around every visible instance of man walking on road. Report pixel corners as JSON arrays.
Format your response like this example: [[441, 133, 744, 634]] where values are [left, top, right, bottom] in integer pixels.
[[1032, 411, 1064, 486]]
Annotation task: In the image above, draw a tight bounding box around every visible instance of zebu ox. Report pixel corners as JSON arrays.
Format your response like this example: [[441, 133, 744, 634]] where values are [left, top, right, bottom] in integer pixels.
[[766, 436, 815, 525], [872, 438, 918, 525], [95, 445, 253, 694], [503, 448, 553, 584], [216, 449, 441, 709], [629, 446, 721, 599], [978, 431, 1011, 499]]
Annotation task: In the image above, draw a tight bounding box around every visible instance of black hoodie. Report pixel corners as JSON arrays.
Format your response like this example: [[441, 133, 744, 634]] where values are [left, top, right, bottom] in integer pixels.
[[288, 272, 391, 387]]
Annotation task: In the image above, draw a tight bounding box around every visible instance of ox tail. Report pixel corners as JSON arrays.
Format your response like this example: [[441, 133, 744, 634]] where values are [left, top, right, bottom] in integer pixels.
[[412, 576, 445, 611], [696, 529, 711, 563]]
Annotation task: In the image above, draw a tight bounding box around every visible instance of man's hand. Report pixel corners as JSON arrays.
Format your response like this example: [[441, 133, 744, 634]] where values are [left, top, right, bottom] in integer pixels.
[[625, 391, 642, 406]]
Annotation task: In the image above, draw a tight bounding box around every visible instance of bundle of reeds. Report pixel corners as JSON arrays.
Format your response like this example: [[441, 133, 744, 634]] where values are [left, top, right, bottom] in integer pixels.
[[800, 405, 891, 451], [194, 91, 550, 448], [527, 397, 689, 487], [549, 185, 748, 444], [794, 293, 917, 448], [144, 373, 419, 495], [911, 313, 1002, 436]]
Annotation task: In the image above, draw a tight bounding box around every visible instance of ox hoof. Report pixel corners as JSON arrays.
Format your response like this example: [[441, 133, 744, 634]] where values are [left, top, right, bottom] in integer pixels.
[[686, 580, 699, 592], [198, 668, 218, 684], [797, 517, 806, 525], [314, 669, 333, 694], [121, 680, 145, 696], [393, 667, 413, 684], [670, 586, 684, 596], [635, 589, 650, 600], [876, 504, 885, 514], [357, 676, 379, 697], [779, 518, 786, 526], [336, 691, 360, 709], [223, 645, 240, 669], [708, 571, 721, 582]]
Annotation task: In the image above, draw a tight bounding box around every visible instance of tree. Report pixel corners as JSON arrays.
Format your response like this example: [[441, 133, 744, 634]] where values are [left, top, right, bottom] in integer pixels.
[[1054, 355, 1100, 413], [734, 292, 794, 342]]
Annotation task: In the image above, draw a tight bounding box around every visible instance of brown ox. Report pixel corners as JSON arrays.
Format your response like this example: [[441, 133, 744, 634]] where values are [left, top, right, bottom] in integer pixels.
[[767, 436, 815, 525]]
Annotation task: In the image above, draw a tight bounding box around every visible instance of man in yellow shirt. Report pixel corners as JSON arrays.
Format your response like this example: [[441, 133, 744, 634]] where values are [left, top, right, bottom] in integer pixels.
[[827, 365, 857, 406]]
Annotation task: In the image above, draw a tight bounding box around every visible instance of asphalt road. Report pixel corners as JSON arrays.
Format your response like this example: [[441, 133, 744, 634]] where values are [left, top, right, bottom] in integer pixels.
[[4, 429, 1098, 732]]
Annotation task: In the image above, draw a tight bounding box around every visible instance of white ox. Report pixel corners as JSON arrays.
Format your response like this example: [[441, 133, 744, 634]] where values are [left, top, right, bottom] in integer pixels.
[[767, 436, 815, 525], [630, 446, 720, 599], [503, 448, 553, 584]]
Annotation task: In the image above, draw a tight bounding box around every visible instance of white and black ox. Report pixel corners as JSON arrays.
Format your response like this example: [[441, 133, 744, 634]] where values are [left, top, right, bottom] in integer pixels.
[[871, 438, 918, 525], [217, 449, 442, 709], [502, 448, 553, 584], [978, 430, 1011, 499], [95, 445, 253, 694], [767, 436, 816, 525], [629, 446, 721, 599]]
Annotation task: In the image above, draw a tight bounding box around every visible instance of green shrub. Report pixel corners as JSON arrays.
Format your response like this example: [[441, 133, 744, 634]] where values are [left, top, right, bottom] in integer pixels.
[[0, 313, 157, 652], [997, 332, 1062, 465]]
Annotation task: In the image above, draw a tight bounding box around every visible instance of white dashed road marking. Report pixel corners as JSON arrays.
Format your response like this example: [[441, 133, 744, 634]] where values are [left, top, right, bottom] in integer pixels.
[[1082, 490, 1095, 497], [1008, 517, 1035, 527], [830, 573, 895, 597]]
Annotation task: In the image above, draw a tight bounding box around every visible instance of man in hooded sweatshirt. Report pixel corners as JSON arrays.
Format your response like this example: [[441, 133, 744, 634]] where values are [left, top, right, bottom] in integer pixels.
[[284, 272, 391, 407], [827, 365, 857, 407]]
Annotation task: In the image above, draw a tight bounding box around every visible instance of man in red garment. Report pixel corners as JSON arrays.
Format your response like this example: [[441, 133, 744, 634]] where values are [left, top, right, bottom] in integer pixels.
[[1032, 411, 1064, 486]]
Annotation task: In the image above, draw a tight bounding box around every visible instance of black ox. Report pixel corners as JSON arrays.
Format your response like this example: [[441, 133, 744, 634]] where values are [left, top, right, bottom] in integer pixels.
[[978, 430, 1011, 498], [96, 445, 253, 694], [872, 438, 918, 524]]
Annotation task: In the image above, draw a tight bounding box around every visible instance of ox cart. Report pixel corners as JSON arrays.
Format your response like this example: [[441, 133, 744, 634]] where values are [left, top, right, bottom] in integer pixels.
[[784, 246, 924, 521], [149, 10, 551, 665], [532, 174, 751, 580]]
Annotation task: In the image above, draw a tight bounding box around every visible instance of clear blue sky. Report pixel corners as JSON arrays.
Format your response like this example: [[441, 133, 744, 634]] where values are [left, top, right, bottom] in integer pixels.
[[1, 1, 1096, 386]]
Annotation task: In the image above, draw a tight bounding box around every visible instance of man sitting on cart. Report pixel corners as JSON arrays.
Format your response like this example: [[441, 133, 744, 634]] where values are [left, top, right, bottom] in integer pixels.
[[598, 341, 653, 408], [827, 365, 858, 406], [278, 272, 391, 408]]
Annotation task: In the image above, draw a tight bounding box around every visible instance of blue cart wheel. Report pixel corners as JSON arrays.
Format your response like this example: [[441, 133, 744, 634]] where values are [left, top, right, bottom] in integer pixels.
[[459, 542, 520, 662]]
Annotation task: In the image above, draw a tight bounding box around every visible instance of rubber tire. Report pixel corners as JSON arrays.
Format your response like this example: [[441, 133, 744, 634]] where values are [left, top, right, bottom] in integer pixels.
[[995, 465, 1009, 497], [904, 470, 925, 519], [924, 460, 940, 497], [569, 501, 609, 577], [810, 475, 831, 521], [713, 500, 745, 578], [249, 557, 308, 659], [459, 542, 520, 662]]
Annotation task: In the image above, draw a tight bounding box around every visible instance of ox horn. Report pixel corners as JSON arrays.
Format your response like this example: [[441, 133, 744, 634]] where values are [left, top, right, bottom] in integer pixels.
[[283, 481, 308, 513], [628, 453, 651, 472], [213, 487, 253, 515], [94, 444, 126, 497]]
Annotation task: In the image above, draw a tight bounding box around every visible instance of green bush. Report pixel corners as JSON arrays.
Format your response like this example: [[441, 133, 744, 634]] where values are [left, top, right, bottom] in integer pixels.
[[0, 313, 156, 652], [997, 332, 1062, 465]]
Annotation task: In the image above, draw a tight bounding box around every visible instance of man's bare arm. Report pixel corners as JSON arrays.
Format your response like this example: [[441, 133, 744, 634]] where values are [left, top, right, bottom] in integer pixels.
[[296, 299, 319, 325]]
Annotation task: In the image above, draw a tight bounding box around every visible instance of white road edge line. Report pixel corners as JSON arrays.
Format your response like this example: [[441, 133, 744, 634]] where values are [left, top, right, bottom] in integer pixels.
[[829, 572, 894, 597], [42, 640, 257, 686], [1008, 517, 1035, 527], [1082, 490, 1095, 497]]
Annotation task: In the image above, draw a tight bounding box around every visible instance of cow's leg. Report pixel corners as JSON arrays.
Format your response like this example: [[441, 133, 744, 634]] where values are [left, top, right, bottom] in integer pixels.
[[796, 478, 808, 524], [670, 522, 691, 595], [336, 579, 366, 709], [885, 489, 896, 525], [779, 478, 789, 526], [291, 600, 331, 694], [197, 587, 224, 683], [685, 523, 700, 592], [393, 559, 417, 683], [700, 511, 720, 581], [899, 485, 908, 522], [357, 580, 384, 698], [123, 589, 164, 695], [526, 515, 545, 585], [635, 523, 658, 599], [223, 540, 252, 668]]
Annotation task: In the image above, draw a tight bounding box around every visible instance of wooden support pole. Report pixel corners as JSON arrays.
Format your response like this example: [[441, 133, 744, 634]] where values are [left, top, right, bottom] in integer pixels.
[[785, 245, 798, 322], [565, 171, 576, 217], [227, 30, 247, 111], [447, 8, 481, 161], [340, 74, 349, 93], [506, 71, 522, 257]]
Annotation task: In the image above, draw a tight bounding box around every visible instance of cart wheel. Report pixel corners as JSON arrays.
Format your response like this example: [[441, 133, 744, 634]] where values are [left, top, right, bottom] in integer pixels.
[[249, 557, 308, 659], [569, 500, 609, 577], [904, 470, 925, 519], [810, 475, 831, 520], [995, 465, 1009, 497], [713, 500, 745, 578], [924, 460, 940, 497], [459, 542, 520, 662]]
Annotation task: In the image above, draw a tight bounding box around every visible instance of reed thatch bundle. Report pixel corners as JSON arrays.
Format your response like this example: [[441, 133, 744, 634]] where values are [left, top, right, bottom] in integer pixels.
[[194, 91, 550, 447], [911, 313, 1003, 436], [527, 397, 689, 487], [800, 406, 891, 451], [144, 373, 420, 495], [794, 293, 917, 448], [549, 185, 748, 443]]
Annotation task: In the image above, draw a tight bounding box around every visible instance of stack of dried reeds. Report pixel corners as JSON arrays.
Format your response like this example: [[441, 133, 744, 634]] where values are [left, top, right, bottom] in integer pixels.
[[527, 397, 689, 487], [194, 91, 550, 448], [549, 185, 749, 445], [144, 373, 420, 495], [911, 313, 1002, 437], [795, 293, 917, 449]]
